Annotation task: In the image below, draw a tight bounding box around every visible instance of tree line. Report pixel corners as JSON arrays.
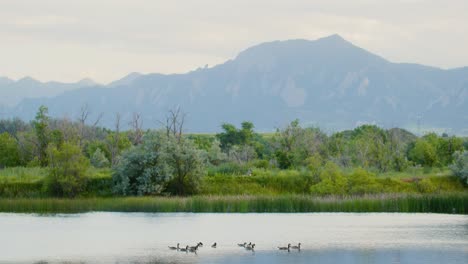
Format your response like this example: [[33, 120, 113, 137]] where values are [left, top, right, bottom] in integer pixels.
[[0, 105, 467, 197]]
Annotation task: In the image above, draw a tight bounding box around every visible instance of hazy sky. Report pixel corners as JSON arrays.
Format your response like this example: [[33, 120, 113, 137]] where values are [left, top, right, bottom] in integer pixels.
[[1, 0, 467, 83]]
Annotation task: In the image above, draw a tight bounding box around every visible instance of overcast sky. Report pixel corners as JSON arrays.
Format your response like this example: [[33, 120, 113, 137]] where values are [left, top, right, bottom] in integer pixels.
[[1, 0, 467, 83]]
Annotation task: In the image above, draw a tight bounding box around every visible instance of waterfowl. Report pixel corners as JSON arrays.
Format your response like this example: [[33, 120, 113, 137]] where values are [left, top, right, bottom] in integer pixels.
[[237, 242, 247, 247], [179, 246, 189, 252], [245, 244, 255, 251], [291, 243, 301, 250], [278, 243, 291, 251], [189, 242, 202, 251], [189, 245, 199, 252], [211, 242, 217, 248], [168, 243, 179, 250]]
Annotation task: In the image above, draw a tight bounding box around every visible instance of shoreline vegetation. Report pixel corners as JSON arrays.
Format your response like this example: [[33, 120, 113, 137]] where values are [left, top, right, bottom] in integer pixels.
[[1, 106, 467, 214], [0, 193, 466, 214]]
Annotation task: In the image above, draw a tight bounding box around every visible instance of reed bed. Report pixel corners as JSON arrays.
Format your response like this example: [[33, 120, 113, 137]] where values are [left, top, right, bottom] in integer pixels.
[[0, 193, 466, 214]]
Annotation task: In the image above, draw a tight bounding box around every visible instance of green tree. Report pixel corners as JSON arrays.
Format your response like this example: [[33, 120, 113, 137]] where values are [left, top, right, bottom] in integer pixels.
[[408, 138, 437, 167], [112, 134, 170, 196], [206, 139, 227, 165], [164, 135, 205, 195], [273, 120, 328, 168], [90, 148, 110, 168], [0, 132, 21, 167], [436, 136, 463, 166], [216, 121, 256, 151], [45, 142, 89, 197], [33, 105, 50, 166], [217, 123, 240, 151]]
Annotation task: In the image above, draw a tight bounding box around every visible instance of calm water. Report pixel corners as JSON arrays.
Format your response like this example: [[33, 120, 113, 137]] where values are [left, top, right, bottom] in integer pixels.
[[0, 213, 466, 264]]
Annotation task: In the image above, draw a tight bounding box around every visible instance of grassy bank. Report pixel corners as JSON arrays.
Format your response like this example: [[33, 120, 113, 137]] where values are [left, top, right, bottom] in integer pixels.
[[0, 193, 466, 214], [0, 166, 465, 198]]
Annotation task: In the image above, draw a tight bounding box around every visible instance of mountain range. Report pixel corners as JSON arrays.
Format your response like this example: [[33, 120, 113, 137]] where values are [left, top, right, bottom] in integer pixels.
[[1, 35, 467, 134]]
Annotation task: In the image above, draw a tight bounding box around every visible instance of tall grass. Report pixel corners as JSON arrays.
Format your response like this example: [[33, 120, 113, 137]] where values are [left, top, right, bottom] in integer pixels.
[[0, 193, 466, 214], [0, 167, 47, 183]]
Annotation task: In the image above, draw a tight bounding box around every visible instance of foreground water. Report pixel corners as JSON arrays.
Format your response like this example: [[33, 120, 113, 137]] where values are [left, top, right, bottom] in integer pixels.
[[0, 213, 466, 264]]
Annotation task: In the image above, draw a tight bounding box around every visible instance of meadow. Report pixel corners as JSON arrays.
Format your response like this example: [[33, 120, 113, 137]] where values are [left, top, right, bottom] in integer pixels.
[[0, 166, 464, 198]]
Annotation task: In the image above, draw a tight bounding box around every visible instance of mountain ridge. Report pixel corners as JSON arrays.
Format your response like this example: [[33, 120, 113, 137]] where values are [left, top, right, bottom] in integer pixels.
[[2, 35, 468, 134]]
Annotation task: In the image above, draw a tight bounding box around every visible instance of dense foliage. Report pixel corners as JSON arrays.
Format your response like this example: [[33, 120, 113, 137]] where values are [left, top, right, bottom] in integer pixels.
[[450, 151, 468, 185], [45, 142, 89, 197], [0, 106, 467, 198]]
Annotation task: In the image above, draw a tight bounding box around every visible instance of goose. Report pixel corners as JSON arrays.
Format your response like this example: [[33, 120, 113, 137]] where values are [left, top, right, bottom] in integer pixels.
[[237, 242, 247, 247], [278, 243, 291, 251], [245, 244, 255, 251], [189, 245, 199, 252], [168, 243, 180, 250], [211, 242, 217, 248], [189, 243, 202, 251], [291, 243, 301, 250], [179, 246, 189, 252]]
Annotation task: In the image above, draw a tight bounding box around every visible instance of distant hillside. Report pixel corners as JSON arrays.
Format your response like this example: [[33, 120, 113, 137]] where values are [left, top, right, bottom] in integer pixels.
[[2, 35, 468, 134], [0, 77, 99, 107]]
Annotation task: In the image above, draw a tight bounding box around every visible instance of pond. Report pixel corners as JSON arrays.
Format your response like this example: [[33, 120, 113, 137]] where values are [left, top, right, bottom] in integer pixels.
[[0, 213, 466, 263]]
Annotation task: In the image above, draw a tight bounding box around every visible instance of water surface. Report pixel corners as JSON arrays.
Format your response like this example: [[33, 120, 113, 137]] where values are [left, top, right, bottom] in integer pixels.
[[0, 213, 466, 263]]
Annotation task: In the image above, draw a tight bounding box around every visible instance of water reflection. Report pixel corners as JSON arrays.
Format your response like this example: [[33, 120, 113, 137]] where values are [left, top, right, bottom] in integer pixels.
[[0, 213, 466, 263]]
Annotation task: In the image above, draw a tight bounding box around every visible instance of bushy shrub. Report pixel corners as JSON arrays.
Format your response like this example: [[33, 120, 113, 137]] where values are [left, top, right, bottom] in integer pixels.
[[310, 162, 348, 196], [416, 178, 437, 193], [112, 131, 204, 196], [112, 132, 171, 196], [449, 151, 468, 185], [206, 139, 227, 165], [45, 143, 89, 197], [305, 153, 324, 180], [347, 168, 382, 195], [164, 136, 205, 195]]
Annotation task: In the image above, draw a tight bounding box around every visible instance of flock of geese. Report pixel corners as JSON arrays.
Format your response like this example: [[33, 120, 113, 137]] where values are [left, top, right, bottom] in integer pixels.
[[168, 242, 301, 253]]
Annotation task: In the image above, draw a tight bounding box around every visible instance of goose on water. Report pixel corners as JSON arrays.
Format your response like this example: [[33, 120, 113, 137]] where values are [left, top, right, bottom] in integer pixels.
[[237, 242, 247, 247], [211, 242, 217, 248], [245, 243, 255, 251], [189, 245, 199, 252], [179, 246, 189, 252], [291, 243, 301, 250], [189, 242, 202, 251], [278, 243, 291, 251], [168, 243, 179, 250]]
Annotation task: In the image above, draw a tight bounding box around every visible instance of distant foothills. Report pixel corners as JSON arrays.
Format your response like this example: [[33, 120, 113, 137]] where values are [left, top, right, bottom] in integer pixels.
[[1, 34, 467, 134]]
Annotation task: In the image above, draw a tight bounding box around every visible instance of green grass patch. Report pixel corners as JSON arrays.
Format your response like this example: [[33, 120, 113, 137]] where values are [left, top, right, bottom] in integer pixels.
[[0, 167, 112, 198]]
